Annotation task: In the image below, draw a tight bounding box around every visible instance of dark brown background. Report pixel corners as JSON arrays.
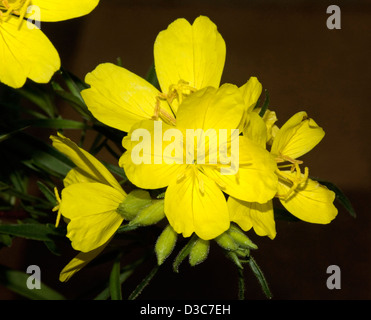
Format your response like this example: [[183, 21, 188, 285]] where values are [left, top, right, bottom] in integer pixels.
[[1, 0, 370, 300]]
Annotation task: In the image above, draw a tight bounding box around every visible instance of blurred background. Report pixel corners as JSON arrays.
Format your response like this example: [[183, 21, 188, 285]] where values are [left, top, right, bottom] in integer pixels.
[[0, 0, 370, 299]]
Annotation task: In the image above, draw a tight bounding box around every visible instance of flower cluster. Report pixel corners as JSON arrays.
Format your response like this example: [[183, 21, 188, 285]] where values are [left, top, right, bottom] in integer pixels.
[[48, 16, 338, 280]]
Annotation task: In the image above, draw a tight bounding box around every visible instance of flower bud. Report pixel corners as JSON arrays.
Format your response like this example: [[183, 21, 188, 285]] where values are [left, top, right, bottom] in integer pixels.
[[215, 232, 239, 251], [155, 225, 177, 265], [189, 238, 209, 267], [227, 224, 258, 250], [116, 189, 152, 220], [129, 200, 165, 226]]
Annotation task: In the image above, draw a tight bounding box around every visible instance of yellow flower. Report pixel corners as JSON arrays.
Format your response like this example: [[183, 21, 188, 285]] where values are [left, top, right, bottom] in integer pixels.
[[81, 15, 226, 132], [120, 84, 278, 240], [51, 133, 126, 282], [0, 0, 99, 88], [228, 111, 338, 239]]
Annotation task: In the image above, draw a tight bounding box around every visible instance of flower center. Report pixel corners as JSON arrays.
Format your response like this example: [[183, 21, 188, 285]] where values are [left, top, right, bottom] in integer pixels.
[[152, 79, 197, 125], [0, 0, 31, 23], [276, 153, 309, 200]]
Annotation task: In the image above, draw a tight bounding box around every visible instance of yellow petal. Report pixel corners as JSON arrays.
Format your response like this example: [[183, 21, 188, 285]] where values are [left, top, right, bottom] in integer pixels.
[[51, 133, 124, 193], [0, 16, 60, 88], [165, 167, 230, 240], [81, 63, 172, 132], [278, 173, 338, 224], [176, 84, 245, 132], [271, 111, 325, 159], [154, 16, 226, 94], [243, 111, 267, 148], [260, 109, 278, 144], [29, 0, 99, 22], [204, 136, 278, 204], [119, 120, 184, 189], [239, 77, 262, 112], [228, 197, 276, 239], [60, 183, 125, 252], [59, 240, 108, 282]]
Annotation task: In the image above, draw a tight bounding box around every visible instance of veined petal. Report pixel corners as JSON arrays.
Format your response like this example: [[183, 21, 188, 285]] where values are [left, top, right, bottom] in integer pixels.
[[164, 167, 230, 240], [239, 77, 262, 112], [81, 63, 172, 132], [154, 16, 226, 94], [228, 197, 276, 239], [204, 136, 278, 204], [271, 111, 325, 159], [63, 167, 97, 187], [59, 240, 109, 282], [278, 172, 338, 224], [119, 120, 184, 189], [51, 133, 124, 193], [0, 16, 60, 88], [29, 0, 99, 22], [176, 84, 245, 132], [60, 183, 125, 252]]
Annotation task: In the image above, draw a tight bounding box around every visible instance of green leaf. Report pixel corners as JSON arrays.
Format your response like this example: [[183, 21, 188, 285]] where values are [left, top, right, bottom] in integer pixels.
[[17, 118, 88, 130], [313, 178, 356, 218], [36, 181, 57, 205], [258, 89, 270, 118], [0, 223, 65, 242], [128, 265, 159, 300], [145, 63, 160, 89], [0, 265, 66, 300], [248, 256, 272, 299], [109, 254, 122, 300], [16, 83, 56, 118]]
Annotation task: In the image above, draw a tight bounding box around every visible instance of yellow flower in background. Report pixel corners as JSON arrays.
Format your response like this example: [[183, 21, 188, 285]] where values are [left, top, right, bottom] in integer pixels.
[[51, 133, 126, 282], [81, 15, 226, 132], [0, 0, 99, 88], [120, 85, 278, 240], [229, 111, 338, 239]]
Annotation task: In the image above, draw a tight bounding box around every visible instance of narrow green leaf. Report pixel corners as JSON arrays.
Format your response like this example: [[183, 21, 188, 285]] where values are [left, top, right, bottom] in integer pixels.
[[145, 63, 159, 89], [0, 223, 65, 242], [18, 119, 88, 130], [16, 83, 56, 118], [0, 265, 66, 300], [109, 255, 122, 300], [128, 265, 159, 300], [0, 126, 29, 143], [36, 181, 57, 205], [248, 256, 272, 299], [259, 89, 270, 118], [313, 178, 356, 218]]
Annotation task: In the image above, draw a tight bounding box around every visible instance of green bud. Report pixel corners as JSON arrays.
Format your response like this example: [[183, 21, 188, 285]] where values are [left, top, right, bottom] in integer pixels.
[[227, 224, 258, 250], [129, 200, 165, 226], [116, 189, 152, 220], [189, 238, 210, 266], [155, 225, 177, 265], [215, 232, 239, 251]]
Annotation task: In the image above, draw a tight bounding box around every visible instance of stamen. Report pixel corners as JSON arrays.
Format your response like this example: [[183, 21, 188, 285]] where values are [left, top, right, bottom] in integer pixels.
[[0, 0, 30, 26], [275, 164, 310, 200], [52, 187, 62, 228]]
